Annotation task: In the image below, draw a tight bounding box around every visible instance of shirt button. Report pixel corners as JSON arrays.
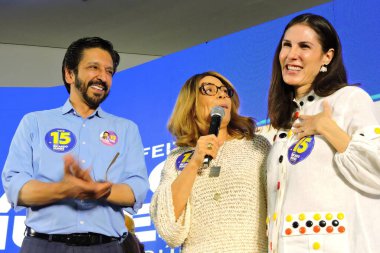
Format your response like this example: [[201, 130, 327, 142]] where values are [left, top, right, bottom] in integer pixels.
[[307, 95, 315, 101], [293, 111, 300, 120], [81, 160, 86, 164], [80, 221, 84, 225], [279, 155, 283, 163], [82, 124, 86, 127], [300, 101, 304, 106], [82, 141, 86, 145]]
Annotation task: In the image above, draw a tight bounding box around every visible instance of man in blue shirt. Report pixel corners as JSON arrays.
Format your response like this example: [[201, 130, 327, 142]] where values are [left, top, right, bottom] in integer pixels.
[[2, 37, 149, 253]]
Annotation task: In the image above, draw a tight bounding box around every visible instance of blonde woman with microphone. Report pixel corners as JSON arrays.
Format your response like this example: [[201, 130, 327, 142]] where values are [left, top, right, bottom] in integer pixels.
[[150, 71, 270, 253]]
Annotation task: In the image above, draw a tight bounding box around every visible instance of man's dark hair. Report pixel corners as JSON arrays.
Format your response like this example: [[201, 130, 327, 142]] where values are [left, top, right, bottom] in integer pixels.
[[62, 37, 120, 93]]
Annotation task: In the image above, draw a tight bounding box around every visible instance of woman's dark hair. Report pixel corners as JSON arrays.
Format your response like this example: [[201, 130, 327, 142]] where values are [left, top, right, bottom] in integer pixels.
[[268, 13, 348, 129], [62, 37, 120, 93]]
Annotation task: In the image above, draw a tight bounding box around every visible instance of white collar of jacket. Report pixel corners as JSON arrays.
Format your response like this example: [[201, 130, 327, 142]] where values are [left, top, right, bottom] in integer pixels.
[[292, 90, 320, 109]]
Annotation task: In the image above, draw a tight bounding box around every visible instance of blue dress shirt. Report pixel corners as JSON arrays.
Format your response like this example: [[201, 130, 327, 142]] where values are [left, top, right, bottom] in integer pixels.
[[2, 99, 149, 237]]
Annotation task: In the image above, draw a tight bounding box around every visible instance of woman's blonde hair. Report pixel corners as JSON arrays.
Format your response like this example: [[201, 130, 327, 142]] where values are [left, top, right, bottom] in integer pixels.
[[168, 71, 256, 147]]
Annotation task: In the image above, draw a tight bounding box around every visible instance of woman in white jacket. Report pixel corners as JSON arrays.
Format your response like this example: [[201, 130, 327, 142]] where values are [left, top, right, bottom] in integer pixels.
[[266, 13, 380, 253]]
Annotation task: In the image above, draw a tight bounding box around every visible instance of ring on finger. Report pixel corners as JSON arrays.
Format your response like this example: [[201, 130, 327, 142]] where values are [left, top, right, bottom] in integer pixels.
[[207, 143, 213, 150]]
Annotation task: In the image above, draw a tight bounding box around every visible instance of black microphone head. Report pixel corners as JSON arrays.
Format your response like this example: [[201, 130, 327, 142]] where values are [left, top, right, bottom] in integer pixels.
[[204, 106, 225, 166], [210, 106, 225, 118]]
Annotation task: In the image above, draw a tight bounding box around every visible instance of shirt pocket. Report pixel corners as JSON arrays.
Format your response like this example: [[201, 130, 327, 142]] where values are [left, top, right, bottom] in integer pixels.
[[281, 211, 350, 253]]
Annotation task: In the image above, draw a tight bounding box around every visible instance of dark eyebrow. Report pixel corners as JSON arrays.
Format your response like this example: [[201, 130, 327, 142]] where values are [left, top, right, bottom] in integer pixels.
[[282, 39, 314, 47], [299, 41, 314, 46], [86, 61, 100, 66], [86, 62, 114, 73]]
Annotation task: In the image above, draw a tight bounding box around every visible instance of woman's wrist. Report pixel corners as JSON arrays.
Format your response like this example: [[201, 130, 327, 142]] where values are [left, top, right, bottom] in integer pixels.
[[186, 159, 202, 172], [317, 117, 336, 136]]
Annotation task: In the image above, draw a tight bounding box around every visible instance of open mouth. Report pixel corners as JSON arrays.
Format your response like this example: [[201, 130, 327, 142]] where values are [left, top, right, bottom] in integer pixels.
[[286, 64, 302, 71], [90, 84, 106, 91], [89, 81, 108, 92]]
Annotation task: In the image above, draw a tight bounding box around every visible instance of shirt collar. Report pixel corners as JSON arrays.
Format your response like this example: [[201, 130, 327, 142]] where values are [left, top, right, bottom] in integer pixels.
[[292, 90, 319, 108], [61, 99, 105, 118]]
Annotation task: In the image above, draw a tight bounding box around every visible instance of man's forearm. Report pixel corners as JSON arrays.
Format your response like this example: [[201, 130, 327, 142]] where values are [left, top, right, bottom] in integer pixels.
[[18, 180, 66, 207], [106, 184, 136, 206]]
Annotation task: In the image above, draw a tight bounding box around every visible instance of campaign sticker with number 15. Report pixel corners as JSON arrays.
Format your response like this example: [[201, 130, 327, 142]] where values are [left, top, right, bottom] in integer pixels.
[[45, 128, 77, 153], [175, 150, 194, 171]]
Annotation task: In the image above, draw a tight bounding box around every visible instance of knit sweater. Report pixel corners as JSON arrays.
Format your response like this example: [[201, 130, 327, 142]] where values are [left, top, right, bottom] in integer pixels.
[[150, 136, 270, 253]]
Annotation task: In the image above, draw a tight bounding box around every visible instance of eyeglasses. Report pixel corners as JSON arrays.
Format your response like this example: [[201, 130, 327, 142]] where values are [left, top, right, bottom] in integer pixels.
[[199, 83, 234, 98]]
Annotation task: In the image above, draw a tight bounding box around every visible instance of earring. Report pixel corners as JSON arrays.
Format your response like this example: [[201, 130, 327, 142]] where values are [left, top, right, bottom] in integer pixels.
[[320, 65, 328, 73]]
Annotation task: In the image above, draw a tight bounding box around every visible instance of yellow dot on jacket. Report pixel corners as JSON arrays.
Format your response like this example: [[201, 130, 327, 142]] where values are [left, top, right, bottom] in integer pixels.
[[313, 242, 321, 250]]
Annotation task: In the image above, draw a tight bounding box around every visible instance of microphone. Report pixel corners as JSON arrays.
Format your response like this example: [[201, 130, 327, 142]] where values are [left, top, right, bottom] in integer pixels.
[[203, 106, 225, 167]]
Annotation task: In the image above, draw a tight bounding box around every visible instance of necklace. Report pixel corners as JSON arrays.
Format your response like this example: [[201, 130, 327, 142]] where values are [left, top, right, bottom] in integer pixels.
[[208, 140, 228, 201], [202, 141, 227, 202]]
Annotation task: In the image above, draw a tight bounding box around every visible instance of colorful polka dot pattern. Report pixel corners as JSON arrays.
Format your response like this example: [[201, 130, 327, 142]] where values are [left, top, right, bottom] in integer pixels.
[[282, 212, 346, 236], [358, 126, 380, 139]]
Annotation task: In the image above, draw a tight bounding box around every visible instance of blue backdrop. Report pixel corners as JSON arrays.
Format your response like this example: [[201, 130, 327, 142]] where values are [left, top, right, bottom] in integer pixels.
[[1, 0, 380, 252]]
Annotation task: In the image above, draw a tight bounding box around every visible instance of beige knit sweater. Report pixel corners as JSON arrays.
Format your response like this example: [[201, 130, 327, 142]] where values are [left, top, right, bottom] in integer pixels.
[[150, 136, 270, 253]]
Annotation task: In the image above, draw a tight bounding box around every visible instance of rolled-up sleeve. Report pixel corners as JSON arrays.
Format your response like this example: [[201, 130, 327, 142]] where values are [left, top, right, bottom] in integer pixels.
[[2, 114, 35, 211], [122, 123, 149, 214], [150, 151, 191, 248]]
